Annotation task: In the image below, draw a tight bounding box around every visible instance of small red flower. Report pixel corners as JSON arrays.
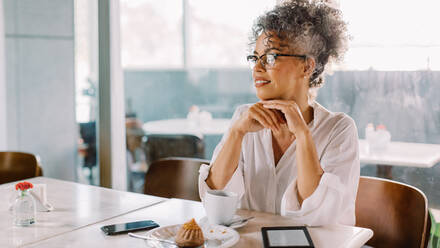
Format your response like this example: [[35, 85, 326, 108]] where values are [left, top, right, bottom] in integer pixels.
[[15, 181, 33, 191]]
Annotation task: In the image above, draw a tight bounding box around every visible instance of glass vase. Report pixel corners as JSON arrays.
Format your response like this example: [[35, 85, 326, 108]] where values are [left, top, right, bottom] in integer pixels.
[[12, 189, 36, 226]]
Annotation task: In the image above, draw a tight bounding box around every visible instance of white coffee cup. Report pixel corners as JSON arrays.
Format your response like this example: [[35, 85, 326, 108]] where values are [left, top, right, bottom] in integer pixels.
[[203, 190, 238, 225]]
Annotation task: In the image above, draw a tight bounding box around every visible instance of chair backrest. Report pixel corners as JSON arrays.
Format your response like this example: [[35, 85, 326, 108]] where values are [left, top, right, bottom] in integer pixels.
[[144, 157, 210, 201], [356, 176, 430, 248], [79, 122, 97, 168], [143, 134, 205, 165], [0, 152, 41, 184]]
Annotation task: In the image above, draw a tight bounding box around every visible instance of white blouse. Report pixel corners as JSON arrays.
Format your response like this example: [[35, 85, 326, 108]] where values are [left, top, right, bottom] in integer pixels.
[[198, 101, 360, 226]]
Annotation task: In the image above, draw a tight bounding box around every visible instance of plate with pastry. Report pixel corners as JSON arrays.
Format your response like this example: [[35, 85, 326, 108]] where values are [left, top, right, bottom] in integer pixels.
[[142, 218, 239, 248]]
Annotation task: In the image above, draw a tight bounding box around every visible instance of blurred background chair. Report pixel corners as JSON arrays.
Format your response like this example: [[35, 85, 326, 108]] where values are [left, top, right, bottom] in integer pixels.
[[143, 134, 205, 165], [356, 176, 430, 248], [143, 157, 210, 201], [126, 118, 148, 193], [78, 122, 97, 184], [127, 133, 205, 193], [0, 152, 43, 184]]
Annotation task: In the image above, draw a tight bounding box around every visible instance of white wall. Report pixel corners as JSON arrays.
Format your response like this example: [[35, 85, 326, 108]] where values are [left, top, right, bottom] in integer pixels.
[[4, 0, 76, 180], [0, 0, 7, 149]]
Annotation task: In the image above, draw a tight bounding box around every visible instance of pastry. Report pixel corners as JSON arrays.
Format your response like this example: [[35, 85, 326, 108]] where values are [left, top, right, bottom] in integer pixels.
[[175, 218, 205, 247]]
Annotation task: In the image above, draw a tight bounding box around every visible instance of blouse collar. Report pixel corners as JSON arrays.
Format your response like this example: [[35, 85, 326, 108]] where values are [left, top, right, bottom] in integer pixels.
[[309, 101, 329, 129]]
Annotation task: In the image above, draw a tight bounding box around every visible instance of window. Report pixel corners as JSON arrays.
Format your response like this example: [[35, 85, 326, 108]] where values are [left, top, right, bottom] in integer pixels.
[[187, 0, 275, 68], [119, 1, 440, 215], [120, 0, 183, 68], [339, 0, 440, 70]]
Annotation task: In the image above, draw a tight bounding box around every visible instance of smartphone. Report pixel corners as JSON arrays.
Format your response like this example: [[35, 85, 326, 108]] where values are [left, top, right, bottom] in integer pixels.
[[101, 220, 159, 235]]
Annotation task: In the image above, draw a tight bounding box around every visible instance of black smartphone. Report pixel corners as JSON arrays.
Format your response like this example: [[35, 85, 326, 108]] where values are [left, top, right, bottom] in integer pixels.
[[101, 220, 159, 235]]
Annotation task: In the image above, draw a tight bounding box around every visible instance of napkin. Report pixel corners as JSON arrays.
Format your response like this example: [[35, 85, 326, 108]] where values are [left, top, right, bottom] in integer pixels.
[[30, 184, 54, 212]]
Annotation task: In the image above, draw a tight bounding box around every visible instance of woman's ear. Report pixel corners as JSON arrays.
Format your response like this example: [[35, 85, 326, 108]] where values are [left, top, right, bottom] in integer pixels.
[[304, 57, 316, 77]]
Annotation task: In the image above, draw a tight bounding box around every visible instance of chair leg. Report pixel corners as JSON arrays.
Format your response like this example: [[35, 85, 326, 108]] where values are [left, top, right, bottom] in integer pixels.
[[89, 167, 94, 185], [376, 165, 393, 179]]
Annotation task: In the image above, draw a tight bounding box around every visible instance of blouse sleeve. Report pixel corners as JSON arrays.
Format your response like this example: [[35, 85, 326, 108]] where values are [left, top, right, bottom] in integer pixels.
[[198, 105, 248, 202], [280, 115, 360, 226]]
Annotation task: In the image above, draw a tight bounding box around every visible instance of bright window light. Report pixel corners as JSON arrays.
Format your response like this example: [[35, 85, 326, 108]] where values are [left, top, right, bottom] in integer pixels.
[[339, 0, 440, 70]]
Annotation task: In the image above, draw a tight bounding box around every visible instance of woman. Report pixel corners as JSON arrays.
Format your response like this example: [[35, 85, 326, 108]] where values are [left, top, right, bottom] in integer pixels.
[[199, 0, 359, 226]]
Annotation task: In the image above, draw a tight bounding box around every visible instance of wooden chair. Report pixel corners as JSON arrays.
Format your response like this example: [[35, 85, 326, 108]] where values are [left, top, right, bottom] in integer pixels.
[[143, 157, 210, 201], [143, 134, 205, 165], [0, 152, 43, 184], [356, 176, 431, 248]]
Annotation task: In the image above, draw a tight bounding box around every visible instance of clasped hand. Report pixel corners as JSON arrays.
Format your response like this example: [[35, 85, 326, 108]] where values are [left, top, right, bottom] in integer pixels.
[[231, 100, 308, 136]]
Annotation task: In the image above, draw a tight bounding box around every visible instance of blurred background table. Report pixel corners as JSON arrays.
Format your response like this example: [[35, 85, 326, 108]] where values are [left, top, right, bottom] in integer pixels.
[[358, 139, 440, 179], [142, 118, 230, 137]]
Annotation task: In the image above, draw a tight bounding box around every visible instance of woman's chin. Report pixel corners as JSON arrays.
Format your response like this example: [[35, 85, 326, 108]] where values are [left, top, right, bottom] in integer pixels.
[[256, 92, 279, 101]]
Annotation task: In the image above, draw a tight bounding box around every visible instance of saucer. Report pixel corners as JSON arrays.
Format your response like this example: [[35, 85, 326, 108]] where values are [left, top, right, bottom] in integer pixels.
[[199, 215, 250, 229], [143, 223, 239, 248]]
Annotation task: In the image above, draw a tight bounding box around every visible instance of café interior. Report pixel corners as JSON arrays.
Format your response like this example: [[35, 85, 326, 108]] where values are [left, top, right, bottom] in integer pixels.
[[1, 0, 440, 247]]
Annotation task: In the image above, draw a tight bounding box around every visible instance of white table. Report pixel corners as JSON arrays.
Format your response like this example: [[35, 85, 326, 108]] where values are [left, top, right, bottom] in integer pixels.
[[27, 198, 373, 248], [0, 177, 164, 247], [1, 178, 373, 248], [143, 118, 230, 137], [359, 139, 440, 178]]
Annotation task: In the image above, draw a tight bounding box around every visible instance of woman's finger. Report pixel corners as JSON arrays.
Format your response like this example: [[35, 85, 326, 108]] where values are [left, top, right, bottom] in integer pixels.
[[263, 107, 282, 130], [262, 100, 301, 115], [262, 102, 287, 113], [249, 106, 273, 129], [261, 99, 294, 106], [256, 103, 281, 130], [272, 109, 286, 124], [264, 102, 301, 117], [256, 103, 286, 127], [252, 105, 278, 131], [266, 108, 284, 125]]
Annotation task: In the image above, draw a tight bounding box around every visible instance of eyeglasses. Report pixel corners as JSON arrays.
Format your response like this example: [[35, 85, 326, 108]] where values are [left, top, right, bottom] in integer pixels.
[[246, 53, 307, 70]]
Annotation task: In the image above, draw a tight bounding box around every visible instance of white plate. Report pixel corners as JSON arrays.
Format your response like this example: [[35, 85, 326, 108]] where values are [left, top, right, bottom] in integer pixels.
[[199, 215, 249, 229], [143, 224, 239, 248]]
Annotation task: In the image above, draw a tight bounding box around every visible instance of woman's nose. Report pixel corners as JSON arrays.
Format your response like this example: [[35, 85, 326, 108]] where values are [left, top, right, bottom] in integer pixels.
[[253, 59, 266, 72]]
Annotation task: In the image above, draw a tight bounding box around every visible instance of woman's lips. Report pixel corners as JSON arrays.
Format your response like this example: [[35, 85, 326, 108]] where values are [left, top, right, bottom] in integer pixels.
[[255, 80, 271, 88]]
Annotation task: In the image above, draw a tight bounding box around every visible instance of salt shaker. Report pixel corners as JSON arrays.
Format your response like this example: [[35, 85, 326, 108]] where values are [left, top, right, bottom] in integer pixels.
[[365, 123, 375, 154], [374, 124, 391, 154]]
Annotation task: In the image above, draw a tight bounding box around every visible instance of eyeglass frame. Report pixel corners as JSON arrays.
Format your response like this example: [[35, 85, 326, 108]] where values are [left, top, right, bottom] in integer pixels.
[[246, 53, 307, 69]]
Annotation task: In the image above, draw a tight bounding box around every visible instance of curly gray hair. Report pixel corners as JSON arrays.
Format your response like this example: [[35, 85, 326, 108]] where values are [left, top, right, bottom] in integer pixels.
[[250, 0, 349, 88]]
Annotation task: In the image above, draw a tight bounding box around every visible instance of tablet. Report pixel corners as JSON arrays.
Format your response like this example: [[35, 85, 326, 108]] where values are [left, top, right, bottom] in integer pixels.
[[261, 226, 314, 248]]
